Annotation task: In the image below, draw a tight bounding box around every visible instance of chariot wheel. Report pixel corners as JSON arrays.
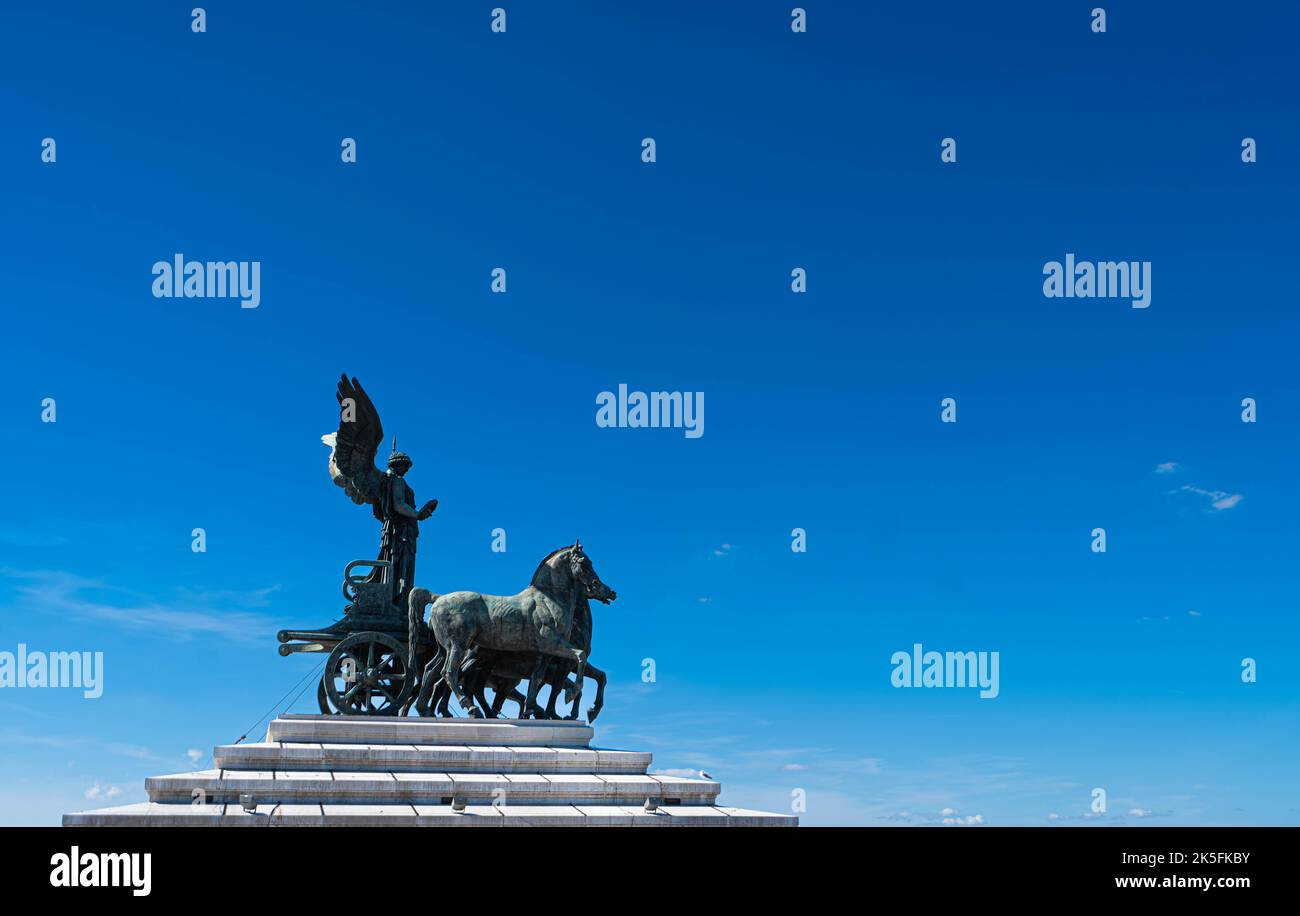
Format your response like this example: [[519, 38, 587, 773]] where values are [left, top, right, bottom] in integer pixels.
[[317, 677, 339, 715], [323, 632, 413, 716]]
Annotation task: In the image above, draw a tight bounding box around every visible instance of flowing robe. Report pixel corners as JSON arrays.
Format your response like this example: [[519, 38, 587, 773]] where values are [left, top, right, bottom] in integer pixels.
[[371, 473, 421, 609]]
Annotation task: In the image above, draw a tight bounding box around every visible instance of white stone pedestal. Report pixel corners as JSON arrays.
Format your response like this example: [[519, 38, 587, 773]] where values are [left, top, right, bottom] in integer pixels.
[[64, 714, 797, 827]]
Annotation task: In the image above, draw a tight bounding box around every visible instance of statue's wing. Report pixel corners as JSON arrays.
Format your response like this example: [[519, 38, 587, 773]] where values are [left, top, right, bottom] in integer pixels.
[[323, 374, 384, 506]]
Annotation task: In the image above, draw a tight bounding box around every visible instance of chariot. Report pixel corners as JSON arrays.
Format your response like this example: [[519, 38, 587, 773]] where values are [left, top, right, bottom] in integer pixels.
[[276, 559, 435, 716], [276, 375, 612, 721]]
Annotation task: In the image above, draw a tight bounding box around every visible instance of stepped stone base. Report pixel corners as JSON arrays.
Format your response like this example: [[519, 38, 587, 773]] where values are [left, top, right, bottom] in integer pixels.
[[64, 715, 796, 827]]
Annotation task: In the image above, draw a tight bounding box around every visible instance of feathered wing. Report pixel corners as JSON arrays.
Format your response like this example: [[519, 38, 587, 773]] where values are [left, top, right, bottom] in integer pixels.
[[322, 374, 384, 506]]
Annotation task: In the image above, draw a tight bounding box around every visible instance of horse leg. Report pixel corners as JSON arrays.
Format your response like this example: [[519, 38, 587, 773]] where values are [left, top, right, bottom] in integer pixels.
[[418, 644, 453, 717], [561, 675, 579, 720], [540, 662, 563, 719], [568, 650, 587, 713], [583, 663, 607, 723], [414, 645, 444, 717], [413, 660, 435, 716], [523, 655, 549, 719], [473, 671, 495, 718], [441, 643, 480, 717], [531, 641, 587, 718], [463, 652, 500, 718], [497, 685, 526, 718], [489, 679, 513, 718]]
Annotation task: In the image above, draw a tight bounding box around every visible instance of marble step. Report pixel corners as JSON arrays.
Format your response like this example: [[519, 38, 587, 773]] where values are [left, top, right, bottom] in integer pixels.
[[267, 715, 594, 747], [214, 742, 651, 774], [65, 714, 800, 826], [63, 801, 797, 827], [146, 769, 720, 806]]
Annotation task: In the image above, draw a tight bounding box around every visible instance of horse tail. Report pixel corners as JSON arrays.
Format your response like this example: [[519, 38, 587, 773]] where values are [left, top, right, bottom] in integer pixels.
[[407, 587, 438, 673]]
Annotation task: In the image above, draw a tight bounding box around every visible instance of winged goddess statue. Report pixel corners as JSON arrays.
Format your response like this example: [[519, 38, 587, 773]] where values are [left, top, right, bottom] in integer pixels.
[[321, 375, 438, 611]]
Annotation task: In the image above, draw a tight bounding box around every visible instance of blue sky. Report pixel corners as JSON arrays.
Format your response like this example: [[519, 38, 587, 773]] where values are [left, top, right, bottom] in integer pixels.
[[1, 1, 1298, 826]]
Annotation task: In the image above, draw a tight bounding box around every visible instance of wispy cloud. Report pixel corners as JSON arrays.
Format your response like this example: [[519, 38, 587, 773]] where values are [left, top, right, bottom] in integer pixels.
[[881, 806, 985, 826], [105, 743, 158, 761], [1175, 485, 1243, 511], [0, 529, 70, 548], [713, 543, 733, 557], [0, 569, 281, 643], [1155, 462, 1178, 474], [731, 746, 883, 776], [84, 783, 124, 801], [1, 728, 200, 768]]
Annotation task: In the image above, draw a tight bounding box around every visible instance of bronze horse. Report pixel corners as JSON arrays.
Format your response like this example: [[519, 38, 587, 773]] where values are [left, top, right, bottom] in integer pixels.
[[407, 542, 615, 718]]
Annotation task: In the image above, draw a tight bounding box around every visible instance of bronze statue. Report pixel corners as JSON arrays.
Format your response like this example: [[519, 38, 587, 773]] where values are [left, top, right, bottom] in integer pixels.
[[322, 375, 437, 612], [278, 375, 616, 721], [408, 542, 616, 719]]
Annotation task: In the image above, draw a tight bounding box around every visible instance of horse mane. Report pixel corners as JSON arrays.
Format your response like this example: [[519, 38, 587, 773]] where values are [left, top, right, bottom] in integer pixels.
[[530, 545, 574, 588]]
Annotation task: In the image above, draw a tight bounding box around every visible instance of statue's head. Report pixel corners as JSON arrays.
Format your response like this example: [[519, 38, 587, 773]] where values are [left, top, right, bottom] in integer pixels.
[[567, 540, 617, 604], [387, 451, 412, 476]]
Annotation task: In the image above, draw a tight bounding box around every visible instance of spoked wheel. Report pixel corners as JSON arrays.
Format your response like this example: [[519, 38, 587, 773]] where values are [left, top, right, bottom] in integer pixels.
[[317, 678, 339, 715], [324, 632, 413, 715]]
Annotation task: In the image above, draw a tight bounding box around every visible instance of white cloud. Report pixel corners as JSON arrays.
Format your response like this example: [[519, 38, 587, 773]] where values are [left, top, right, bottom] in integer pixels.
[[713, 543, 733, 557], [186, 748, 203, 764], [1177, 485, 1243, 511], [877, 810, 916, 822], [943, 814, 985, 826], [1, 569, 280, 643], [106, 743, 156, 760], [782, 763, 806, 771], [84, 783, 123, 801], [1128, 807, 1152, 818], [1156, 462, 1178, 474], [939, 806, 957, 816], [1188, 610, 1202, 617]]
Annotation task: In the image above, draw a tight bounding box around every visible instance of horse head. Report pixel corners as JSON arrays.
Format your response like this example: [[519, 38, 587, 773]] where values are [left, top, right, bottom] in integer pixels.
[[568, 540, 617, 604], [532, 541, 616, 604]]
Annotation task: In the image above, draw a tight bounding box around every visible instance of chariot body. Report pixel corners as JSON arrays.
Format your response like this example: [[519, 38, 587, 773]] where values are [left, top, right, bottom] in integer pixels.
[[277, 559, 435, 715]]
